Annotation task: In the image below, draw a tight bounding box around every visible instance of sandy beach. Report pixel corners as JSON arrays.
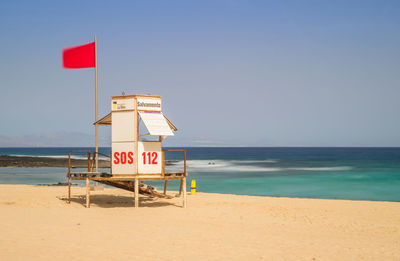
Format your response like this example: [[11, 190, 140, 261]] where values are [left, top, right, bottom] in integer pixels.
[[0, 185, 398, 260]]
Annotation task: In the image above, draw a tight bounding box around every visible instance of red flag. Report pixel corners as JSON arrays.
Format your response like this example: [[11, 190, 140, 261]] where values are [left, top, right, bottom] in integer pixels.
[[62, 42, 95, 69]]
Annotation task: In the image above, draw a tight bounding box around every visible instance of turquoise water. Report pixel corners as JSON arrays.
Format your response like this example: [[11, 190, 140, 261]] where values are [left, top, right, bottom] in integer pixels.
[[1, 147, 400, 202]]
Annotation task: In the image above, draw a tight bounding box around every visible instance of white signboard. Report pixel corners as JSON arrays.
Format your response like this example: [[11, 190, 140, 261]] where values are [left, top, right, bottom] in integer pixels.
[[111, 98, 135, 111], [112, 142, 135, 175], [137, 98, 162, 111], [138, 111, 174, 136], [138, 141, 162, 174]]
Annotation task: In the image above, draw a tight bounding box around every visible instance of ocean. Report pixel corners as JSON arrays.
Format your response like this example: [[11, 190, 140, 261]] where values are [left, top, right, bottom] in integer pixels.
[[1, 147, 400, 202]]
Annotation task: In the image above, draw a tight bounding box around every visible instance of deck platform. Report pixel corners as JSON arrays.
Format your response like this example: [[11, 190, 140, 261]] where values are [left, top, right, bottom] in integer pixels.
[[68, 172, 186, 208]]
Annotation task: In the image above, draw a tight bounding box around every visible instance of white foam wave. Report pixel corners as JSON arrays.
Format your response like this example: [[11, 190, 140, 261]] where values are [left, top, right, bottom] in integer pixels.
[[186, 160, 281, 172], [166, 160, 280, 172], [234, 159, 278, 163], [167, 160, 277, 172], [288, 167, 353, 171], [166, 159, 353, 173], [237, 159, 278, 163]]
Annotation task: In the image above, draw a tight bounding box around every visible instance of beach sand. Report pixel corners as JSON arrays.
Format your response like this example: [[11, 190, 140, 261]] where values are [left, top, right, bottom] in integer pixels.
[[0, 185, 399, 260]]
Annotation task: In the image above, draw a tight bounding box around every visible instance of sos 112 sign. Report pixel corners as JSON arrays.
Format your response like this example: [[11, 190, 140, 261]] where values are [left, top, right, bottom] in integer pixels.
[[113, 152, 159, 165], [113, 152, 133, 164]]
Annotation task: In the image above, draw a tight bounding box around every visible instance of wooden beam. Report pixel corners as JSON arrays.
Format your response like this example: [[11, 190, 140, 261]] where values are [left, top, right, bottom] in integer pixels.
[[162, 151, 165, 177], [139, 132, 150, 137], [163, 180, 168, 194], [86, 178, 90, 208], [183, 177, 187, 208], [68, 175, 71, 203], [68, 152, 71, 203], [179, 179, 183, 196], [134, 178, 139, 208], [134, 98, 138, 176]]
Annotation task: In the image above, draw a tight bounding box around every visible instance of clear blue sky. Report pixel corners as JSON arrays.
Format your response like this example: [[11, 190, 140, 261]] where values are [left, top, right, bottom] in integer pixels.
[[0, 0, 399, 146]]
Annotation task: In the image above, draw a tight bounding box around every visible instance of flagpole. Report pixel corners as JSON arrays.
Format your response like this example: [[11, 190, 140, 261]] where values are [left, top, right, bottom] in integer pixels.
[[95, 35, 99, 173]]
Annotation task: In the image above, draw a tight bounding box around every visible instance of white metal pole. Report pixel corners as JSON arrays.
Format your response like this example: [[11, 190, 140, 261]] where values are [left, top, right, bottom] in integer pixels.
[[95, 35, 99, 172]]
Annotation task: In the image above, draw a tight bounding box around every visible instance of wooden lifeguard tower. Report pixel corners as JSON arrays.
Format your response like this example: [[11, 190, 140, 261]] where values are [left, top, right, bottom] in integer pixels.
[[67, 94, 187, 208]]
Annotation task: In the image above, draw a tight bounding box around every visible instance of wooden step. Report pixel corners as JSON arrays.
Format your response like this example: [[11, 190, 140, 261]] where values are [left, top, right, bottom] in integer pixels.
[[95, 180, 173, 199]]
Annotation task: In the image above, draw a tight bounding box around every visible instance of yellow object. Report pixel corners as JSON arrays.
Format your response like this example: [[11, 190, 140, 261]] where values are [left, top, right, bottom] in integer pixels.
[[191, 180, 196, 194]]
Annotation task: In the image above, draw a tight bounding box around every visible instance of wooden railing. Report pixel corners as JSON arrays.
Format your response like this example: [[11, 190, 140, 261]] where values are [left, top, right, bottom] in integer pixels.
[[162, 149, 187, 177], [67, 150, 91, 180], [90, 152, 111, 172], [67, 150, 91, 204]]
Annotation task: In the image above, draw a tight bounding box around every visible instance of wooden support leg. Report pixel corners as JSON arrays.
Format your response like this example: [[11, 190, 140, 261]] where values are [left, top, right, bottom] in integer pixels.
[[86, 178, 90, 208], [179, 179, 183, 196], [183, 177, 187, 208], [68, 176, 71, 204], [163, 180, 168, 195], [134, 178, 139, 208]]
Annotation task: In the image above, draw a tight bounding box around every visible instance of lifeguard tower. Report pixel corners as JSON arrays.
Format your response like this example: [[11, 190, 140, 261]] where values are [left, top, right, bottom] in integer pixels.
[[67, 94, 187, 208]]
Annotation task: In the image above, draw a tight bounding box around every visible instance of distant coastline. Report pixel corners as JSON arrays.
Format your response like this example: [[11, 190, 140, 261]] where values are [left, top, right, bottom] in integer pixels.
[[0, 155, 110, 168], [0, 155, 178, 168]]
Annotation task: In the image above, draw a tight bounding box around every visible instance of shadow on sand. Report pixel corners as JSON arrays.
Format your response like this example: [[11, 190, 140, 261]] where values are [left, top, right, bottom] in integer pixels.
[[58, 194, 182, 208]]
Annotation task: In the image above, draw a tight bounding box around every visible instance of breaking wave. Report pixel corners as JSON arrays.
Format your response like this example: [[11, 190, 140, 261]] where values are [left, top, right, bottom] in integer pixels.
[[288, 167, 353, 171], [166, 159, 353, 173]]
